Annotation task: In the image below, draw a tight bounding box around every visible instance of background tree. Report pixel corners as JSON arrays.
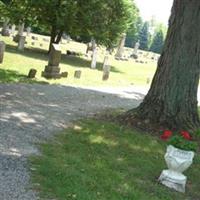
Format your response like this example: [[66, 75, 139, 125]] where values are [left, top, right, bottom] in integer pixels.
[[150, 29, 164, 53], [77, 0, 135, 49], [125, 16, 142, 48], [125, 0, 200, 130], [139, 21, 150, 50]]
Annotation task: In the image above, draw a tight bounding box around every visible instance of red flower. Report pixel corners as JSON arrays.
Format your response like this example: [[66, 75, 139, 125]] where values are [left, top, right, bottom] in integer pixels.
[[180, 131, 192, 140], [161, 130, 173, 140]]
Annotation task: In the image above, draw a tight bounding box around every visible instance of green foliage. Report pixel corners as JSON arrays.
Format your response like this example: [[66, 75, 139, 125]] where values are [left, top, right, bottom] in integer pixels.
[[139, 21, 150, 50], [125, 16, 142, 47], [150, 29, 164, 53], [77, 0, 136, 48], [168, 135, 198, 152]]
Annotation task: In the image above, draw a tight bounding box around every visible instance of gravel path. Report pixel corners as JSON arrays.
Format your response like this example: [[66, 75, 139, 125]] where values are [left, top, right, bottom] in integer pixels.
[[0, 83, 144, 200]]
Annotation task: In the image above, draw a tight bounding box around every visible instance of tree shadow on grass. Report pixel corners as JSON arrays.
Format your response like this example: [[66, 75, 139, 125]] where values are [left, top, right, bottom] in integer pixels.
[[5, 44, 124, 74], [0, 68, 49, 84]]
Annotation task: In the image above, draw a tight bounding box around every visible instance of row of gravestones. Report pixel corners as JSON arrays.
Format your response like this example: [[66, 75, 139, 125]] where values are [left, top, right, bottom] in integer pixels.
[[33, 43, 110, 81]]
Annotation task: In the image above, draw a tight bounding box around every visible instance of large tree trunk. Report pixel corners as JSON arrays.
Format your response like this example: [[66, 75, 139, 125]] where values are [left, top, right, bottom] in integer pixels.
[[128, 0, 200, 130]]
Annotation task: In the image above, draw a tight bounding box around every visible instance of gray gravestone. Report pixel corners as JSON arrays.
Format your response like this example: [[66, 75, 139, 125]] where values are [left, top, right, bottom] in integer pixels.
[[26, 27, 31, 36], [11, 25, 16, 35], [18, 36, 26, 51], [61, 72, 68, 78], [115, 33, 126, 58], [13, 23, 24, 42], [42, 43, 62, 79], [91, 47, 97, 69], [102, 55, 110, 81], [28, 69, 37, 78], [0, 41, 6, 63], [74, 70, 82, 79], [133, 41, 140, 55]]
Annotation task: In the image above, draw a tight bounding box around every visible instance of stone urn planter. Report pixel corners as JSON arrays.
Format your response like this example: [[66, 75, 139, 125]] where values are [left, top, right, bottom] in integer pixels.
[[159, 145, 195, 193]]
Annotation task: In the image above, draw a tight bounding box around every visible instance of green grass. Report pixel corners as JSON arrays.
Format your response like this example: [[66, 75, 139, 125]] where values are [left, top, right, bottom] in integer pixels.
[[30, 119, 200, 200], [0, 35, 157, 86]]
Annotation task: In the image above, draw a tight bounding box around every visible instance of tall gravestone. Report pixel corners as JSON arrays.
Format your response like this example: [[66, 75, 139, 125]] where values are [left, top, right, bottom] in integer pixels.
[[13, 23, 24, 42], [0, 41, 6, 63], [91, 47, 97, 69], [11, 25, 16, 35], [102, 55, 110, 81], [133, 41, 140, 55], [115, 33, 126, 59], [26, 27, 31, 36], [18, 36, 26, 51], [42, 43, 62, 79]]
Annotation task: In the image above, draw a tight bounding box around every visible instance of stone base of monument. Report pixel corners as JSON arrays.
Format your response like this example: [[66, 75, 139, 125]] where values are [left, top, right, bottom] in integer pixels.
[[42, 66, 61, 79], [159, 170, 186, 193], [42, 71, 61, 79]]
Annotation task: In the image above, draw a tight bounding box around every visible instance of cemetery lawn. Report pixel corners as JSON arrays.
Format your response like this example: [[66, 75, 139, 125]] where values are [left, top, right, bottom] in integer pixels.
[[0, 35, 156, 87], [29, 119, 200, 200]]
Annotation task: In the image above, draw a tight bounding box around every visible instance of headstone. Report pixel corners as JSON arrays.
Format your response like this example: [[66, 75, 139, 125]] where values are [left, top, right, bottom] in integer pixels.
[[133, 41, 140, 55], [61, 72, 68, 78], [11, 25, 16, 35], [115, 33, 126, 58], [102, 55, 110, 81], [74, 70, 81, 79], [13, 23, 24, 42], [26, 27, 31, 36], [17, 36, 26, 51], [28, 69, 37, 78], [0, 41, 6, 64], [42, 43, 62, 79], [91, 47, 97, 69]]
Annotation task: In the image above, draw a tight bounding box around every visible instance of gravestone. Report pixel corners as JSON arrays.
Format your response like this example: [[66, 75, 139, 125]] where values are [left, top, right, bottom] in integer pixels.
[[18, 36, 26, 51], [26, 27, 31, 36], [102, 55, 110, 81], [115, 33, 126, 59], [74, 70, 81, 79], [61, 72, 68, 78], [0, 41, 6, 63], [42, 43, 62, 79], [11, 25, 16, 35], [13, 23, 24, 42], [133, 41, 140, 55], [91, 47, 97, 69], [28, 69, 37, 78]]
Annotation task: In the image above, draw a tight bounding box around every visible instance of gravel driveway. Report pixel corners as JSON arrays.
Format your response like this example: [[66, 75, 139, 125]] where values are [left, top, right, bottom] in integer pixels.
[[0, 83, 144, 200]]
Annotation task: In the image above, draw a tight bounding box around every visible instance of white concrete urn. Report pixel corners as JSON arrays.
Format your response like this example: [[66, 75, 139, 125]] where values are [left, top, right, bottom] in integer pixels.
[[159, 145, 194, 193]]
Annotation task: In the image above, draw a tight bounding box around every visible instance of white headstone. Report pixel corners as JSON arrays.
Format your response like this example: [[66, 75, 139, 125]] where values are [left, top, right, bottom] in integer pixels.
[[115, 33, 126, 58], [91, 47, 97, 69], [0, 41, 6, 63], [102, 55, 110, 81], [18, 36, 26, 51]]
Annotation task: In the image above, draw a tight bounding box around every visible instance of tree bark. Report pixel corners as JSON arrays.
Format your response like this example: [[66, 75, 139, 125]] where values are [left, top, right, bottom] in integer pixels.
[[48, 25, 57, 53], [128, 0, 200, 130], [55, 30, 64, 44]]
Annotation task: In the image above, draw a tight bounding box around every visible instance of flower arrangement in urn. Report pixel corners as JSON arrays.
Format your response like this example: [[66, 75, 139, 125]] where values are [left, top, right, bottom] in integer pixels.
[[159, 130, 197, 193]]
